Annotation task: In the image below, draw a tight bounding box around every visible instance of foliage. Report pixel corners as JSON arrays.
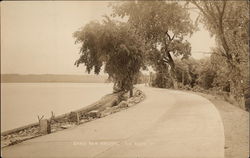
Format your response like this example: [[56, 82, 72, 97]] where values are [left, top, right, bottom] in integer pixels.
[[151, 71, 173, 89], [175, 58, 199, 87], [74, 18, 146, 94], [73, 1, 248, 109], [196, 58, 217, 90], [170, 57, 216, 90], [134, 72, 149, 85], [189, 0, 249, 98], [111, 1, 196, 88]]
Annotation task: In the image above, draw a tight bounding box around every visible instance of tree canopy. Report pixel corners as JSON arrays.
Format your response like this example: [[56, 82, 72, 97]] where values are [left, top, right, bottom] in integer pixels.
[[74, 17, 146, 95], [73, 1, 248, 109], [111, 1, 196, 88], [189, 0, 249, 97]]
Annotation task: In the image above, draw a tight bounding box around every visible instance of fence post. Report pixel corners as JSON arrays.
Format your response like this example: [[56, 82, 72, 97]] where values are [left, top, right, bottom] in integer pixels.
[[39, 119, 51, 134]]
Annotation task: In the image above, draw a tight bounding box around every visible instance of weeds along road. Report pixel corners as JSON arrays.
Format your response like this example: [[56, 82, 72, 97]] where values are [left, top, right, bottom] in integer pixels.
[[2, 86, 224, 158]]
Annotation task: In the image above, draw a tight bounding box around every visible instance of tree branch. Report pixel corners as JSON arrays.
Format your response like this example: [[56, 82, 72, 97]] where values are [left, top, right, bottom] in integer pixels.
[[171, 34, 175, 41], [191, 1, 218, 28], [165, 31, 171, 41], [221, 1, 227, 16]]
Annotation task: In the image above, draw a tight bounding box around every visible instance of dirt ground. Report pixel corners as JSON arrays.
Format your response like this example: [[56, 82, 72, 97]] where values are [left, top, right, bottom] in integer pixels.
[[196, 92, 249, 158]]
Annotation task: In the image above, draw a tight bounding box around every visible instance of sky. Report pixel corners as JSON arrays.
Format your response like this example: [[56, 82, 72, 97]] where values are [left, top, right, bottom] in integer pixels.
[[1, 1, 215, 75]]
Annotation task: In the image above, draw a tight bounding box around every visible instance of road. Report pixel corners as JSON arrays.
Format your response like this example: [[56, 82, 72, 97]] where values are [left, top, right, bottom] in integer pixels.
[[2, 86, 225, 158]]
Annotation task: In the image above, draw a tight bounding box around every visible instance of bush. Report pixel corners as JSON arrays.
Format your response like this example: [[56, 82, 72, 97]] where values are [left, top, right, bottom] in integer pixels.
[[152, 73, 173, 88]]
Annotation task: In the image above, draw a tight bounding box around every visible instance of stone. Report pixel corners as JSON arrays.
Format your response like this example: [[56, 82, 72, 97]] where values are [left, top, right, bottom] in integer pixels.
[[128, 103, 134, 107], [134, 98, 141, 103], [60, 124, 73, 129], [9, 138, 22, 145], [100, 108, 113, 117], [127, 98, 135, 103], [117, 101, 128, 108], [87, 110, 101, 118], [19, 131, 23, 135], [135, 90, 142, 96], [111, 108, 121, 113]]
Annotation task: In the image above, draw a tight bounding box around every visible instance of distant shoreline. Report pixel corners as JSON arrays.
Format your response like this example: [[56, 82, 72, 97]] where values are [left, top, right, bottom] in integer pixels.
[[1, 74, 109, 83]]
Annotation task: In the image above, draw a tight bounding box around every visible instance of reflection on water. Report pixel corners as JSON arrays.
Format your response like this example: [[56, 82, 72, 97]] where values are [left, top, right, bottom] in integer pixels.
[[1, 83, 113, 131]]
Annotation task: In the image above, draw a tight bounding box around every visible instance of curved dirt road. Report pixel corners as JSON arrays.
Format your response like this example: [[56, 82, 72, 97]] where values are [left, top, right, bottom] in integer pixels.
[[2, 86, 224, 158]]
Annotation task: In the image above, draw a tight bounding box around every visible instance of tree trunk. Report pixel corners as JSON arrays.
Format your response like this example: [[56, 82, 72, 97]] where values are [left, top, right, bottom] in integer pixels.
[[129, 88, 133, 98], [182, 71, 184, 85], [165, 51, 178, 89]]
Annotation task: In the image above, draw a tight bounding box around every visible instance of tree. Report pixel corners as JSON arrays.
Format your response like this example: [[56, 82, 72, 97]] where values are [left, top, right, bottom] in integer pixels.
[[175, 59, 188, 85], [74, 18, 146, 97], [196, 58, 217, 90], [189, 0, 249, 100], [111, 1, 196, 88]]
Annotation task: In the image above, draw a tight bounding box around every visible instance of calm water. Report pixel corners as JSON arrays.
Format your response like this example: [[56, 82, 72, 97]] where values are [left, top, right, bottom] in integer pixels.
[[1, 83, 113, 132]]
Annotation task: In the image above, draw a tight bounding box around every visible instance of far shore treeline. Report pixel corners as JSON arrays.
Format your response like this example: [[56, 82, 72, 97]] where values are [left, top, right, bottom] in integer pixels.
[[1, 74, 110, 83]]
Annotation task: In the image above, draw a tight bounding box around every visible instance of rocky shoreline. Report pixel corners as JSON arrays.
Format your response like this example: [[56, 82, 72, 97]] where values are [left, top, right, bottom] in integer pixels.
[[1, 88, 145, 148]]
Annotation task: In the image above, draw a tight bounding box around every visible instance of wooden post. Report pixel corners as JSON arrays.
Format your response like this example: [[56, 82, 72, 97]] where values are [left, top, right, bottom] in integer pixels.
[[149, 72, 152, 86], [39, 119, 51, 134], [129, 88, 133, 98], [69, 111, 80, 124], [76, 112, 80, 125]]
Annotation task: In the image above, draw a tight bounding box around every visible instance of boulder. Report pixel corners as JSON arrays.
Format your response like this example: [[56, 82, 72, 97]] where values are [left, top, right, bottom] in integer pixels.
[[117, 101, 128, 108], [135, 90, 142, 96], [100, 107, 114, 117], [134, 98, 141, 103], [60, 124, 73, 129], [87, 110, 101, 118]]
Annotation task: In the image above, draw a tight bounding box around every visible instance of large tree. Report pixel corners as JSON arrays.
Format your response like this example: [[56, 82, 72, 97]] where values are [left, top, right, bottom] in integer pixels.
[[111, 1, 196, 88], [189, 0, 249, 99], [74, 18, 146, 96]]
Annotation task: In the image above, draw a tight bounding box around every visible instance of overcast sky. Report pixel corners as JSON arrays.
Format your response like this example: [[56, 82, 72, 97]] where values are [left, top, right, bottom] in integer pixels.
[[1, 1, 215, 75]]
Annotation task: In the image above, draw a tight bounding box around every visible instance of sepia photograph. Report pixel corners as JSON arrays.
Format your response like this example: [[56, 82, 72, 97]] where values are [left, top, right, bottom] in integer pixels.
[[1, 1, 249, 158]]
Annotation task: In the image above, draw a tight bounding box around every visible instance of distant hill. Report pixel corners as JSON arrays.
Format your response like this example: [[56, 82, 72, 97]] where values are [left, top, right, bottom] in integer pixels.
[[1, 74, 109, 83]]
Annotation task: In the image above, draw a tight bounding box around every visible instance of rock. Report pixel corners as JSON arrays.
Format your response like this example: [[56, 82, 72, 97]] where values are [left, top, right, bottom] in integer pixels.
[[110, 107, 121, 114], [135, 90, 142, 96], [87, 110, 101, 118], [128, 103, 134, 107], [134, 98, 141, 103], [127, 98, 135, 104], [19, 131, 23, 135], [51, 128, 57, 133], [117, 101, 128, 108], [100, 108, 113, 117], [9, 138, 22, 145], [119, 93, 129, 101], [2, 140, 10, 147], [100, 112, 109, 117], [6, 135, 11, 139], [60, 124, 73, 129], [80, 119, 88, 124], [140, 95, 145, 100]]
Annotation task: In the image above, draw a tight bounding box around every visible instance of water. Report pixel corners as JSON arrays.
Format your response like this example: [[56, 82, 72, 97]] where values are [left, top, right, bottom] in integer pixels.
[[1, 83, 113, 132]]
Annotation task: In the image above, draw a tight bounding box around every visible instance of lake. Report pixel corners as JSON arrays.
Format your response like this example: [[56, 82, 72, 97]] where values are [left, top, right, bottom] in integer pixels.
[[1, 83, 113, 132]]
